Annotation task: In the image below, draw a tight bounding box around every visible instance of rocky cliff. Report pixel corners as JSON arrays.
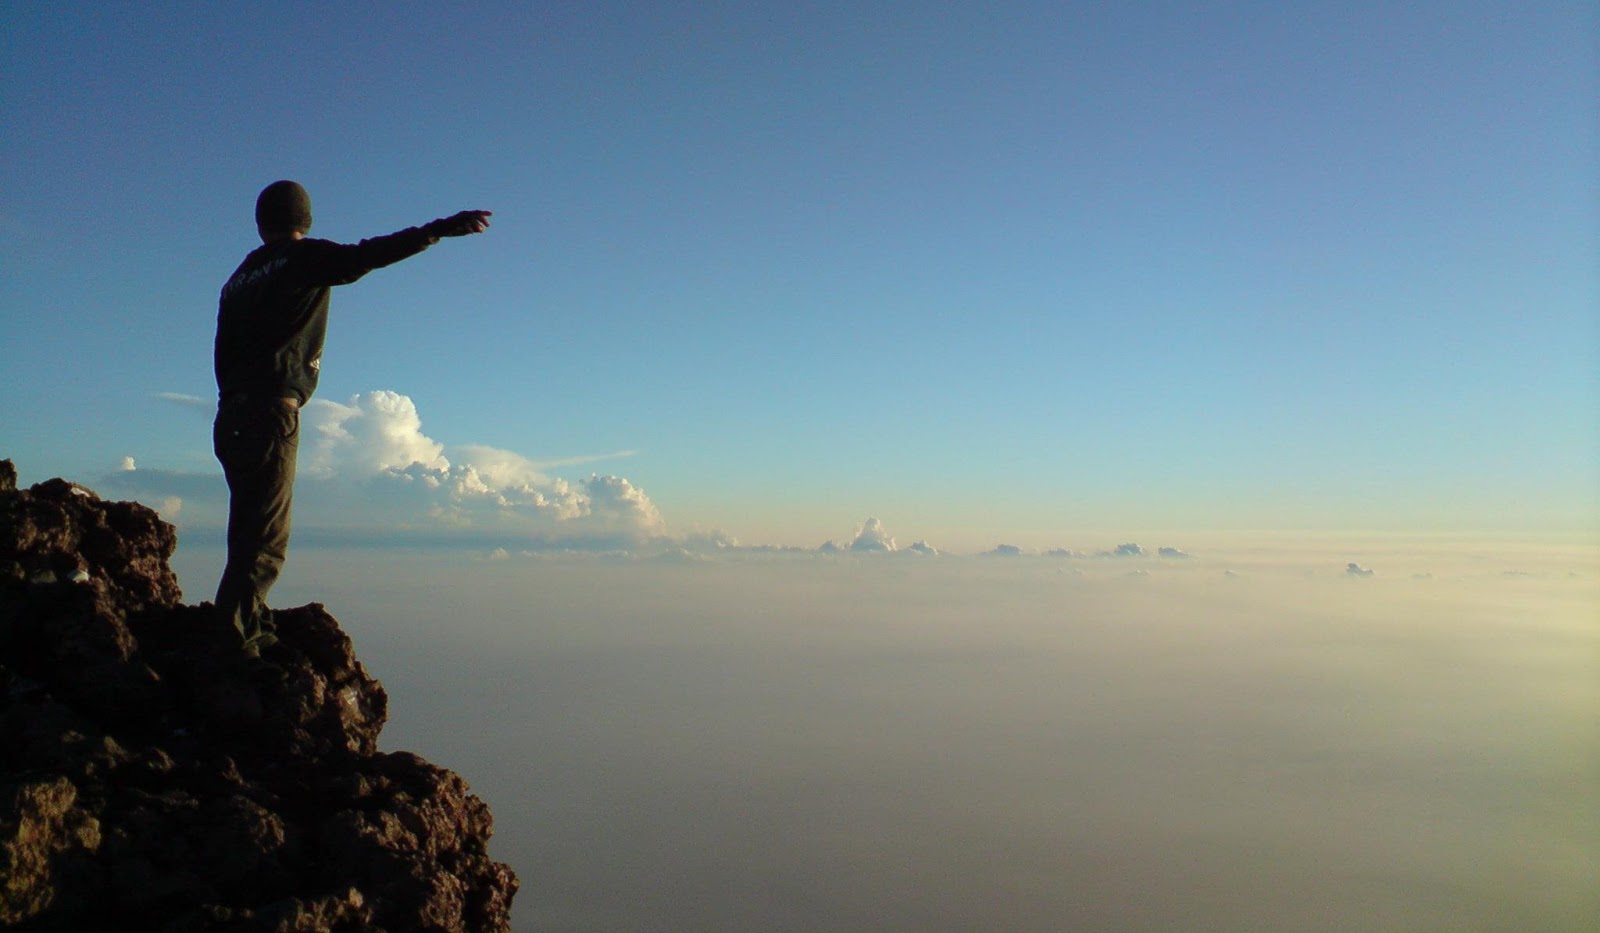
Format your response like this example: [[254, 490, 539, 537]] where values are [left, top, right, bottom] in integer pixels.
[[0, 460, 519, 931]]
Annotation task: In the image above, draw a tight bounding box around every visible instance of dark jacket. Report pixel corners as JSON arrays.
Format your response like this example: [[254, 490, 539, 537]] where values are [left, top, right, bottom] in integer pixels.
[[214, 228, 433, 404]]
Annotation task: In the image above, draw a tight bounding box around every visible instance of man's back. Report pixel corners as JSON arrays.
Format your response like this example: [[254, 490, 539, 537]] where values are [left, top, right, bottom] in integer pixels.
[[215, 229, 435, 405]]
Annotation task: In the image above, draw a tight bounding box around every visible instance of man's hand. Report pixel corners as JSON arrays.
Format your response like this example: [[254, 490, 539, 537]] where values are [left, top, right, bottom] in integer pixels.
[[425, 210, 493, 239]]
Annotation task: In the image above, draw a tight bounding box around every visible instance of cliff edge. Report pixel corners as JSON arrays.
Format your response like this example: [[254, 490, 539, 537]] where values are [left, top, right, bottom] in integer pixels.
[[0, 459, 519, 931]]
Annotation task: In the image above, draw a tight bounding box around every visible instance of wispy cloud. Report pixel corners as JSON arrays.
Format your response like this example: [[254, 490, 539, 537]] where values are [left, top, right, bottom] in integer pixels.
[[527, 450, 639, 470], [155, 391, 211, 410]]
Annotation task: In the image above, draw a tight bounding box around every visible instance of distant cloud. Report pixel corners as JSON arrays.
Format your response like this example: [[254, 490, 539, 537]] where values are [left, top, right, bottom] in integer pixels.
[[447, 443, 549, 488], [526, 449, 640, 470], [1103, 543, 1145, 558], [651, 545, 709, 563], [583, 474, 665, 535], [304, 391, 449, 478], [304, 391, 665, 545], [156, 392, 211, 411], [115, 388, 668, 550], [100, 467, 226, 502], [906, 540, 939, 557], [849, 517, 896, 553], [988, 544, 1025, 557], [1158, 547, 1191, 559], [1046, 548, 1081, 558], [96, 467, 223, 529], [1346, 562, 1375, 577], [681, 530, 738, 552], [818, 540, 843, 554]]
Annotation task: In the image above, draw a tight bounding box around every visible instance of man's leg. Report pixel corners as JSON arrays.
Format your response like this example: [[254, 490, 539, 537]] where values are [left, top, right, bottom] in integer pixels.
[[214, 399, 299, 645]]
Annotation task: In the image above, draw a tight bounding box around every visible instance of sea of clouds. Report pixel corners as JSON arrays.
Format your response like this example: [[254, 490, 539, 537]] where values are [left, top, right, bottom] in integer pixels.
[[125, 384, 1600, 931], [169, 540, 1598, 932]]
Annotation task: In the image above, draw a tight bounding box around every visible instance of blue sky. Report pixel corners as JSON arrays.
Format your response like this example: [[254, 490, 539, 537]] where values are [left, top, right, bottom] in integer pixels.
[[3, 1, 1595, 549]]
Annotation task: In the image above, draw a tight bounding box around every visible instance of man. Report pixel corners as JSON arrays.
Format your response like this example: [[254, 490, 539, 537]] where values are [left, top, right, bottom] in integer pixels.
[[214, 180, 491, 654]]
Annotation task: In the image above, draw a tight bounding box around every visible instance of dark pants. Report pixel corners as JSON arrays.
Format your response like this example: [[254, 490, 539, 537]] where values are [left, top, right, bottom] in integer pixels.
[[214, 397, 300, 641]]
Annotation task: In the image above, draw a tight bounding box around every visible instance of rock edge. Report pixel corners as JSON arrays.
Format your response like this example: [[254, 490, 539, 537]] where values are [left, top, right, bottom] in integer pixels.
[[0, 460, 518, 931]]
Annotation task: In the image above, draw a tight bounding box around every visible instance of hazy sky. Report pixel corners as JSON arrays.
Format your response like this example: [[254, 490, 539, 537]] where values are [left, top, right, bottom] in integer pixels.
[[3, 1, 1596, 550]]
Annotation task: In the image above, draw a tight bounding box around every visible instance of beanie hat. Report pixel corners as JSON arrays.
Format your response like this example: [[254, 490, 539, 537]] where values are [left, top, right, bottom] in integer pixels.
[[255, 180, 312, 234]]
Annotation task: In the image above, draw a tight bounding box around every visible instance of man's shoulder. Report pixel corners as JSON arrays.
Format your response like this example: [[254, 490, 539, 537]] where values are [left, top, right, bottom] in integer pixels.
[[281, 236, 337, 256], [287, 236, 351, 259], [223, 240, 317, 297], [260, 237, 344, 270]]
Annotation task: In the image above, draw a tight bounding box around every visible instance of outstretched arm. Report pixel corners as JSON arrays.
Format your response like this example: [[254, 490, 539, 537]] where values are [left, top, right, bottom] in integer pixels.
[[298, 211, 495, 286], [422, 210, 493, 242]]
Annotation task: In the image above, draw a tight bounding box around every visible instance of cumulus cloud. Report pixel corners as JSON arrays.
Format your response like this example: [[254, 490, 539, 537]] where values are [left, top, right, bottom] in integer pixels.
[[818, 540, 843, 554], [1158, 547, 1191, 559], [304, 391, 449, 478], [849, 518, 896, 553], [582, 474, 665, 534], [1046, 548, 1081, 558], [448, 443, 548, 488], [1346, 562, 1375, 578], [1103, 543, 1145, 558], [116, 389, 668, 549], [906, 540, 939, 557], [988, 544, 1025, 557]]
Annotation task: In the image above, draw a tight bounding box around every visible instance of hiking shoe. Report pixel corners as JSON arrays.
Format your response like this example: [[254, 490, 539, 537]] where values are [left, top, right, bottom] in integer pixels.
[[245, 656, 288, 687], [241, 631, 279, 657]]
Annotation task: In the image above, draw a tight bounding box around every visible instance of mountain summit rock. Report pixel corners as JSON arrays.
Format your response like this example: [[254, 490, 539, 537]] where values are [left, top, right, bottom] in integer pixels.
[[0, 459, 518, 931]]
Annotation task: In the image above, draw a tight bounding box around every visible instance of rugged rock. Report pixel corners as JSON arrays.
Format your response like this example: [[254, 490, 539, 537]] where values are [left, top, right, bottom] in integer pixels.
[[0, 460, 518, 931]]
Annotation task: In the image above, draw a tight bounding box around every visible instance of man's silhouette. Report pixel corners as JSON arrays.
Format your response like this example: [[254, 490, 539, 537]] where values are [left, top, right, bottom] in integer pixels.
[[213, 180, 490, 654]]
